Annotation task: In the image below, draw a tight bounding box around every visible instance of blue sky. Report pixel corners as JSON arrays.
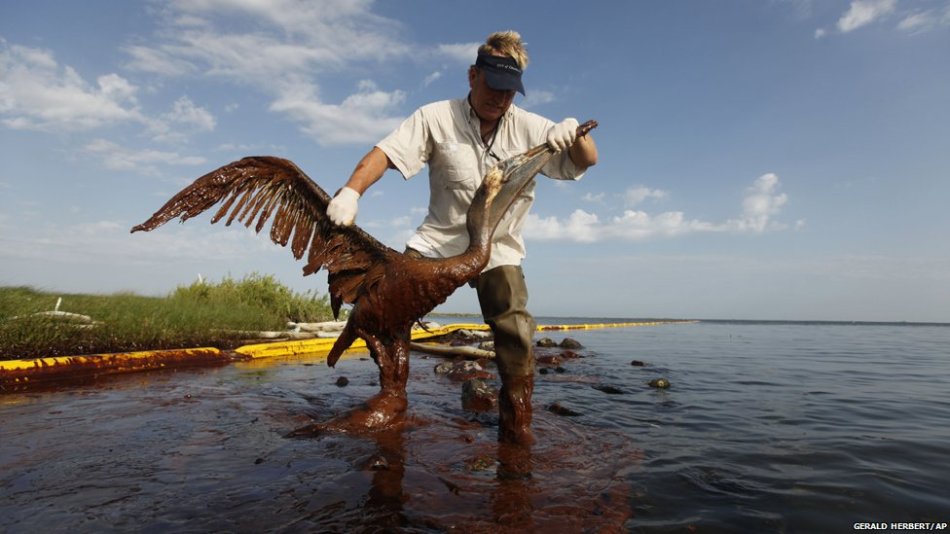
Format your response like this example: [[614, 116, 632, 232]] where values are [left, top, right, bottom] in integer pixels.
[[1, 0, 948, 322]]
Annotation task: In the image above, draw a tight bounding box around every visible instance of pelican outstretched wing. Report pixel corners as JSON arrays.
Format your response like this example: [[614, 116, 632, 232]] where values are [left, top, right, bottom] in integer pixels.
[[131, 156, 395, 315]]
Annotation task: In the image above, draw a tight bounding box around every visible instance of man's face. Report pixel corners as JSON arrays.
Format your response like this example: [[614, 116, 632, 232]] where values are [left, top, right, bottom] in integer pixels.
[[468, 64, 516, 123]]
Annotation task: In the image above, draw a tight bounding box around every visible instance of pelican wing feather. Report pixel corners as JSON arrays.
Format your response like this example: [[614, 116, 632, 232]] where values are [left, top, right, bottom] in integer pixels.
[[131, 156, 395, 313]]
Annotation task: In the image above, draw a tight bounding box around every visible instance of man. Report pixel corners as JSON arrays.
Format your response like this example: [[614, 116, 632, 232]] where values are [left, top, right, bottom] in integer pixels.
[[327, 31, 598, 445]]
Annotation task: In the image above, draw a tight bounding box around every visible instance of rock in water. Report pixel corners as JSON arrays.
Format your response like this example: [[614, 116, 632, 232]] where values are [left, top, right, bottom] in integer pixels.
[[548, 402, 582, 417], [461, 379, 498, 412], [435, 360, 493, 382], [559, 338, 584, 349]]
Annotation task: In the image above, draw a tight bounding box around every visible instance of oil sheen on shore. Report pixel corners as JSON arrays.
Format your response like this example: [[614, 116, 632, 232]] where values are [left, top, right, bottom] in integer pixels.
[[1, 320, 948, 532]]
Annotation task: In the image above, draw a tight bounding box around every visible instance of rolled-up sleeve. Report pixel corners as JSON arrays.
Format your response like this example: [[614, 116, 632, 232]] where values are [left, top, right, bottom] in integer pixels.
[[376, 109, 431, 180], [543, 150, 585, 181]]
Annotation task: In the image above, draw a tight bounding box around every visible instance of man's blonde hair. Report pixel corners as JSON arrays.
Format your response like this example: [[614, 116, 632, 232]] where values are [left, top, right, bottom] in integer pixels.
[[478, 30, 529, 69]]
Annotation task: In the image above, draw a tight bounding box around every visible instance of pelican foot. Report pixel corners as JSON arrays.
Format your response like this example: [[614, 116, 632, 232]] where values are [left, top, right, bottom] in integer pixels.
[[286, 392, 409, 438]]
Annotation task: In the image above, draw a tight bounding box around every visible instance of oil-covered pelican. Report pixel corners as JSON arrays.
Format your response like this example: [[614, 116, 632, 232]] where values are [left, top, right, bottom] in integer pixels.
[[132, 121, 596, 434]]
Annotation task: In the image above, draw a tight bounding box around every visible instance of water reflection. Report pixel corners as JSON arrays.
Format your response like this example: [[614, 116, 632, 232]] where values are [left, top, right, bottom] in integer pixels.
[[492, 442, 535, 529], [354, 429, 556, 532], [326, 413, 638, 532], [350, 426, 542, 530], [362, 428, 409, 529], [0, 351, 641, 532]]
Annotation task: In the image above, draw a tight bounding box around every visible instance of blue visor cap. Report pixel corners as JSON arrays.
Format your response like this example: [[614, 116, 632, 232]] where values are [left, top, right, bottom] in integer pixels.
[[475, 53, 525, 95]]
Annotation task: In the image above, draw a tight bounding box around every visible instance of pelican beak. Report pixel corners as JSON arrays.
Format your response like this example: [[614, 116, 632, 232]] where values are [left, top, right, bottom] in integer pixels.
[[487, 144, 553, 229]]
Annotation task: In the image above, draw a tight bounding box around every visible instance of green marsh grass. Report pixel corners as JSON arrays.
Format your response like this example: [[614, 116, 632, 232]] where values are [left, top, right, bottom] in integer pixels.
[[0, 273, 335, 360]]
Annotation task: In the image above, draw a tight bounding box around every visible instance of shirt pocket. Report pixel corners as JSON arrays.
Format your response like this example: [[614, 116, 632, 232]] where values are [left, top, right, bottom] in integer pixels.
[[432, 142, 478, 190]]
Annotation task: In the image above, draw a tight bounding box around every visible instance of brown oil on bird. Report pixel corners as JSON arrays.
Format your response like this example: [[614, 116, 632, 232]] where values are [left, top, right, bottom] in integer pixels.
[[131, 120, 597, 436]]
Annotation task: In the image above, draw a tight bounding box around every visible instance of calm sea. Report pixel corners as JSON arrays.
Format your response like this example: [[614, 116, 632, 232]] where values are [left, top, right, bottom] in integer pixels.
[[531, 319, 950, 532], [1, 320, 948, 532]]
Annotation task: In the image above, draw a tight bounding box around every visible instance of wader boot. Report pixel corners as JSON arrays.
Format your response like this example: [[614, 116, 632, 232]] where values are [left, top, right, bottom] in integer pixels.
[[476, 265, 537, 446], [497, 374, 535, 446]]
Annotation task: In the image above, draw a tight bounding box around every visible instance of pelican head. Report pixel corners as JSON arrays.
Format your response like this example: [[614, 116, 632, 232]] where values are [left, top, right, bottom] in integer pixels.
[[483, 144, 554, 231]]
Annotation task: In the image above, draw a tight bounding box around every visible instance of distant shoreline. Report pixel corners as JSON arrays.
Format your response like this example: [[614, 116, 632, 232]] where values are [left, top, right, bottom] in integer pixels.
[[428, 313, 950, 328]]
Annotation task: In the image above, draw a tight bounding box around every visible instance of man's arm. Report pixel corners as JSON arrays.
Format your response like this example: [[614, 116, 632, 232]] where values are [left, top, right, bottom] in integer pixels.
[[327, 147, 395, 225], [342, 147, 394, 195], [568, 134, 598, 170], [546, 118, 599, 171]]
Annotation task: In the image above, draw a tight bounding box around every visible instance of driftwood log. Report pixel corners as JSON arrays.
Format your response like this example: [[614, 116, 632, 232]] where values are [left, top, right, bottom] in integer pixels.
[[409, 342, 495, 360]]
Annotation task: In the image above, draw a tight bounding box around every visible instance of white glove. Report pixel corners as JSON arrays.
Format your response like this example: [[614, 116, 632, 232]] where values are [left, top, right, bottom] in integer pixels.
[[545, 117, 579, 152], [327, 186, 360, 226]]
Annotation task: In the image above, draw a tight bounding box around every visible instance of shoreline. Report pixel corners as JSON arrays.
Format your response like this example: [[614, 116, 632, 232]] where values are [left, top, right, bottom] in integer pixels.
[[0, 321, 689, 392]]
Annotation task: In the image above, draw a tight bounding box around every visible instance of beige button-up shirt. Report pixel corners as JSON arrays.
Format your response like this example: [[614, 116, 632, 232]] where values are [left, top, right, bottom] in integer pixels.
[[377, 98, 584, 271]]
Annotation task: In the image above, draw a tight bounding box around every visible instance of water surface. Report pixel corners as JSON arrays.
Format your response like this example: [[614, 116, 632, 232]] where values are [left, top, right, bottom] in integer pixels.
[[2, 320, 948, 532]]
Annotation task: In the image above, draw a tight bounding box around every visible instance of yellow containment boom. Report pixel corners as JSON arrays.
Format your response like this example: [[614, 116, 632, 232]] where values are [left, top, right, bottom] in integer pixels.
[[232, 321, 692, 358], [0, 348, 228, 392], [1, 320, 691, 392]]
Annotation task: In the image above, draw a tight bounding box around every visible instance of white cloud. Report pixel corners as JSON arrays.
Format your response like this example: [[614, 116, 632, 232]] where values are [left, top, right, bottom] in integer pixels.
[[146, 96, 217, 142], [167, 32, 337, 84], [123, 0, 414, 145], [624, 186, 668, 207], [726, 173, 788, 233], [123, 0, 411, 78], [269, 80, 406, 145], [524, 173, 789, 242], [423, 70, 442, 86], [897, 5, 950, 33], [521, 90, 556, 109], [0, 41, 215, 147], [525, 210, 602, 243], [609, 210, 717, 239], [124, 45, 196, 77], [897, 12, 932, 32], [818, 0, 950, 36], [836, 0, 897, 33], [166, 96, 216, 131], [582, 192, 605, 203], [0, 41, 145, 131], [435, 42, 480, 64], [0, 218, 273, 266], [84, 139, 206, 174], [97, 73, 138, 102], [166, 0, 405, 54]]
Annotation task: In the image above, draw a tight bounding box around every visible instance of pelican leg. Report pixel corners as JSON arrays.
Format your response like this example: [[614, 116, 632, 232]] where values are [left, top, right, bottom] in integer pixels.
[[286, 337, 410, 438], [373, 336, 411, 395], [326, 319, 358, 367], [329, 336, 410, 432]]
